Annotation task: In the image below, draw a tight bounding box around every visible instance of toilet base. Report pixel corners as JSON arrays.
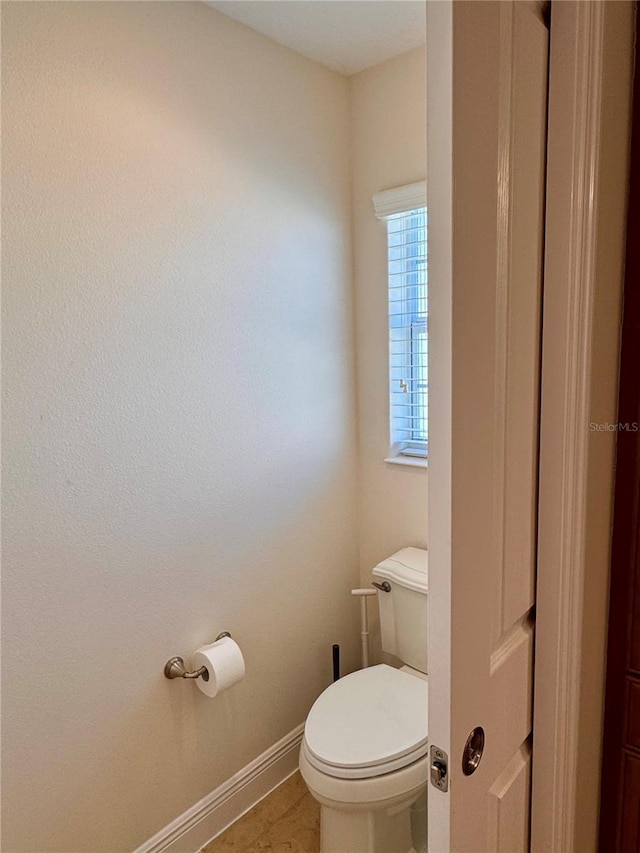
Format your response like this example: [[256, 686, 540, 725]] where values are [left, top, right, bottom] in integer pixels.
[[299, 742, 428, 853], [316, 787, 426, 853], [320, 804, 412, 853]]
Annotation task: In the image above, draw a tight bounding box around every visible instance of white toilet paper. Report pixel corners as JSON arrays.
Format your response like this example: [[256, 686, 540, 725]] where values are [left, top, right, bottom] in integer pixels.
[[191, 636, 245, 698]]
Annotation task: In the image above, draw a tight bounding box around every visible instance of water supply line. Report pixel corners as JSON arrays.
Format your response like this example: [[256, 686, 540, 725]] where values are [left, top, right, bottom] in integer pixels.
[[350, 588, 378, 668]]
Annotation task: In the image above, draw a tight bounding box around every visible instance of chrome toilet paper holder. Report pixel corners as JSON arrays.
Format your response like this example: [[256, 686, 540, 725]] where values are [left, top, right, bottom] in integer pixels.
[[164, 632, 231, 680]]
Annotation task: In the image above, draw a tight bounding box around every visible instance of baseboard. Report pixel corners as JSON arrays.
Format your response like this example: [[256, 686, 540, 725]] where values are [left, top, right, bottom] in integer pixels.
[[134, 723, 305, 853]]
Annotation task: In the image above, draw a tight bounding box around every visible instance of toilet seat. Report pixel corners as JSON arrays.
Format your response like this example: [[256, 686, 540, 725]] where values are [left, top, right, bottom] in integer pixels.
[[303, 664, 428, 780]]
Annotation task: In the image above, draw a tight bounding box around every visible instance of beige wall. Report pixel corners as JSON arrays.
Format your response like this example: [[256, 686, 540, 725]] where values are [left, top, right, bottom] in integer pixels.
[[349, 47, 428, 652], [1, 3, 360, 850]]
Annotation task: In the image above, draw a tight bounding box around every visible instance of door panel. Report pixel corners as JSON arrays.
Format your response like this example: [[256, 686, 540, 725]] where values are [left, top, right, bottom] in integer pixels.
[[620, 752, 640, 852], [487, 743, 531, 853], [427, 2, 548, 848], [626, 679, 640, 750]]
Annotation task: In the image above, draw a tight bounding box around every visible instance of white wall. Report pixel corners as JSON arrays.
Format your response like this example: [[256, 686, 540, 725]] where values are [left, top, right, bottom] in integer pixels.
[[349, 48, 428, 651], [1, 3, 360, 850]]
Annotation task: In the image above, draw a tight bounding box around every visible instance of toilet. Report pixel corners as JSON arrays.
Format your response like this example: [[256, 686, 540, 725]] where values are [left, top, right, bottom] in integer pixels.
[[299, 548, 428, 853]]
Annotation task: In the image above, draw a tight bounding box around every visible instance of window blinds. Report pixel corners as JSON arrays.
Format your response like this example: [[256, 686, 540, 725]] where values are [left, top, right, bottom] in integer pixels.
[[386, 206, 428, 457]]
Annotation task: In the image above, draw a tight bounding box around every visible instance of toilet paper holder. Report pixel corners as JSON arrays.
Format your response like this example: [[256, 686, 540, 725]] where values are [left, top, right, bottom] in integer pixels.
[[164, 632, 231, 680]]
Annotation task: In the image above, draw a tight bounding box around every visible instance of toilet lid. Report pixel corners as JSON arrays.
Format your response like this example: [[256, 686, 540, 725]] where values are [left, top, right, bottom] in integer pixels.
[[303, 664, 428, 779]]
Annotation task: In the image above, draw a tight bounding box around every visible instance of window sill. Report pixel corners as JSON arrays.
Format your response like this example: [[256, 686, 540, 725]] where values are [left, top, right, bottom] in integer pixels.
[[384, 455, 428, 470]]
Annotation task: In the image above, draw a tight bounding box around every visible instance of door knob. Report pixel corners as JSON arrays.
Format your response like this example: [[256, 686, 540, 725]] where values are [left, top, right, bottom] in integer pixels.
[[462, 727, 485, 776]]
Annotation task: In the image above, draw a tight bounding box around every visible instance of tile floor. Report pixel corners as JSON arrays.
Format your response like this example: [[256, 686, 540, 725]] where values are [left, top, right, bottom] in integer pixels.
[[201, 771, 320, 852]]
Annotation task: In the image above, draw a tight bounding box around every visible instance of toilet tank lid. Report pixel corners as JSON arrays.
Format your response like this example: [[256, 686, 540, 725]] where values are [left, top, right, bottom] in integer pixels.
[[372, 547, 428, 593]]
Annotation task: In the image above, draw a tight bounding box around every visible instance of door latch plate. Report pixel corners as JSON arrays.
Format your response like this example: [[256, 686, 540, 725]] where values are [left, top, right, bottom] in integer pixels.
[[430, 744, 449, 792]]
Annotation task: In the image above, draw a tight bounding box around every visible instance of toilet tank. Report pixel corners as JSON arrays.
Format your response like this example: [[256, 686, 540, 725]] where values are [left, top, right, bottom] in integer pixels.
[[373, 547, 428, 673]]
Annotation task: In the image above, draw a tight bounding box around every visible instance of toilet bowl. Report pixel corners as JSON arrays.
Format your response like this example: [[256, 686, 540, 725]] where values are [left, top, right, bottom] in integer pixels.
[[299, 664, 428, 853], [299, 548, 429, 853]]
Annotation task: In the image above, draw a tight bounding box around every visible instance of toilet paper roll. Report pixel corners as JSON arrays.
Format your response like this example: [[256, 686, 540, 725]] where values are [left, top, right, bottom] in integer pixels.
[[191, 636, 245, 698]]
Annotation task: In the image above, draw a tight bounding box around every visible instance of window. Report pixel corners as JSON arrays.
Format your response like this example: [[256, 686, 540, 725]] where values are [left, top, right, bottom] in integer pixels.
[[373, 182, 427, 464]]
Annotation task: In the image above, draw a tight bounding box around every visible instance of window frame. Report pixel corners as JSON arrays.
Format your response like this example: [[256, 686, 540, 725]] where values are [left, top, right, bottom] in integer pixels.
[[373, 182, 428, 468]]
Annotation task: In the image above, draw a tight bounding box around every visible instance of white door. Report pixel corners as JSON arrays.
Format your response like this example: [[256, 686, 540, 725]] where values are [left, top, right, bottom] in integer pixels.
[[427, 2, 549, 850]]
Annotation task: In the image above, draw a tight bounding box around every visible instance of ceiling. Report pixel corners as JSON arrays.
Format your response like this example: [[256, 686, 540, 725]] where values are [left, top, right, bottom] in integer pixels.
[[203, 1, 426, 77]]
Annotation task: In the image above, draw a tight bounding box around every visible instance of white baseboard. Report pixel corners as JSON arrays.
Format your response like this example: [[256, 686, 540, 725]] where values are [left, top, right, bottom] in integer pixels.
[[134, 723, 305, 853]]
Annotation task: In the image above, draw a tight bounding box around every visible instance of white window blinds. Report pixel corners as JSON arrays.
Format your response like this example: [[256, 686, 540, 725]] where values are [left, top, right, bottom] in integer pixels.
[[373, 182, 427, 460]]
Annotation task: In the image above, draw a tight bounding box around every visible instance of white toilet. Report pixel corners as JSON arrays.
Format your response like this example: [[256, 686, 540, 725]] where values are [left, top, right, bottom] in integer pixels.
[[299, 548, 428, 853]]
